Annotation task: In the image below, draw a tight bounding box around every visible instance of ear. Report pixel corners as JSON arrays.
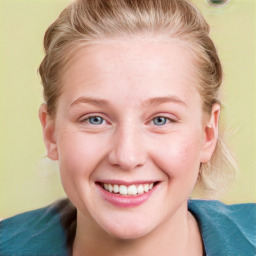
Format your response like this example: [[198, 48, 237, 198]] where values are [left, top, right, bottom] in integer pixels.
[[200, 104, 220, 163], [39, 104, 59, 160]]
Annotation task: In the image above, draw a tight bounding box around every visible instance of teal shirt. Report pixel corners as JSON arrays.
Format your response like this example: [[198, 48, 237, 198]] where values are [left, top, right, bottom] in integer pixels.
[[188, 200, 256, 256], [1, 200, 255, 256], [0, 202, 68, 256]]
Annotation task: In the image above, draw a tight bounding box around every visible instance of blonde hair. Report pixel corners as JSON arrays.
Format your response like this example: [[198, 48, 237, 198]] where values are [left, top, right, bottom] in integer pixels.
[[39, 0, 237, 196]]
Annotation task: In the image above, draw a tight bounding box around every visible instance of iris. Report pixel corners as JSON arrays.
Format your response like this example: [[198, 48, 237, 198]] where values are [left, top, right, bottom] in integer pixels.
[[152, 117, 167, 126], [88, 116, 104, 125]]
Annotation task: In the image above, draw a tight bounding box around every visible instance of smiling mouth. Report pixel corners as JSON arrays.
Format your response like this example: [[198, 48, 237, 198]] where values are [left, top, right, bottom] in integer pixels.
[[97, 182, 159, 196]]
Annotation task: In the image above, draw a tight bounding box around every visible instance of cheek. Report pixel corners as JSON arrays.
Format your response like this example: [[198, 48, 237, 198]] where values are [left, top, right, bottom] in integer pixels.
[[55, 131, 109, 211], [56, 131, 107, 178], [152, 131, 202, 178]]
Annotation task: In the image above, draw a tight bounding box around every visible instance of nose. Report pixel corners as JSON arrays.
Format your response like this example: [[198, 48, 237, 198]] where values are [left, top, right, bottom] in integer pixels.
[[108, 124, 147, 171]]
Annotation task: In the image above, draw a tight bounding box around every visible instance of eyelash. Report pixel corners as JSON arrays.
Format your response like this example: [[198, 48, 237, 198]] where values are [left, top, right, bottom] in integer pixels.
[[149, 116, 176, 126], [79, 114, 177, 127], [79, 115, 107, 125]]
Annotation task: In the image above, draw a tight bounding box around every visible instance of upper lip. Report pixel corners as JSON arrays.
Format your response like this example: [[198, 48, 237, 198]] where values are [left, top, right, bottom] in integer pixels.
[[96, 179, 159, 186]]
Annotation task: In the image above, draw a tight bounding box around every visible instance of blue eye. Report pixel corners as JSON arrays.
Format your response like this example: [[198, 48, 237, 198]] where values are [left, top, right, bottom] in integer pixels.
[[87, 116, 104, 125], [152, 116, 168, 126]]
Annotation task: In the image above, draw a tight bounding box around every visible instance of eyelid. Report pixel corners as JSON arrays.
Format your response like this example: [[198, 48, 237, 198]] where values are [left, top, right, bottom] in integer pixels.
[[148, 113, 178, 124], [78, 113, 109, 124], [77, 112, 178, 126]]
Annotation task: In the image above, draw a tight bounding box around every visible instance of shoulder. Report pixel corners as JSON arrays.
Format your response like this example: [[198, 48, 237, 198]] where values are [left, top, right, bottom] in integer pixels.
[[188, 199, 256, 256], [0, 199, 69, 256]]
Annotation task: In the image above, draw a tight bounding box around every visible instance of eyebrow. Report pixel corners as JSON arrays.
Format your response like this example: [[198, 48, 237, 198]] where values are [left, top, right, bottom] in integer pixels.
[[143, 96, 188, 108], [70, 97, 109, 107], [70, 96, 188, 108]]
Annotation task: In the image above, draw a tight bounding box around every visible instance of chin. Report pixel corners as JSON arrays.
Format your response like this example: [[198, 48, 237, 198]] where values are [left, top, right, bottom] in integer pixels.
[[106, 226, 151, 240], [99, 216, 154, 240]]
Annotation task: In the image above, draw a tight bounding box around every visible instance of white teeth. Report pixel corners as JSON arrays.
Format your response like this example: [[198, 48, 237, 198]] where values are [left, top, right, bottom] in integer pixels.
[[119, 185, 128, 195], [108, 184, 113, 193], [143, 184, 149, 192], [102, 182, 155, 195], [113, 184, 119, 193], [128, 185, 137, 196], [104, 184, 109, 191], [137, 184, 144, 194]]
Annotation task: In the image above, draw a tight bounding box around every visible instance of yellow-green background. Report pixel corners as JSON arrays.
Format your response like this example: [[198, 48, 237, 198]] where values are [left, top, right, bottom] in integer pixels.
[[0, 0, 255, 219]]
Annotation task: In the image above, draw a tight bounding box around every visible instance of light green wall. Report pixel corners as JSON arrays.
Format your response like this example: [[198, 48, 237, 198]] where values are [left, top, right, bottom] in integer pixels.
[[0, 0, 255, 218]]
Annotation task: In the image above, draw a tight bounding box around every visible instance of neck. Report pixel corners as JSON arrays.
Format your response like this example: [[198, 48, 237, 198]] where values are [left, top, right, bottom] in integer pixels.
[[72, 203, 203, 256]]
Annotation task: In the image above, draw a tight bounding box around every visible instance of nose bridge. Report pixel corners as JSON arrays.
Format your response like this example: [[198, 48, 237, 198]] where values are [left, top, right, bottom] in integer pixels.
[[108, 120, 146, 170]]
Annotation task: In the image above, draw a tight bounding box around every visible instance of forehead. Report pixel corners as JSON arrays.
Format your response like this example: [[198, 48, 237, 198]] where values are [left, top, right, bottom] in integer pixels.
[[60, 38, 200, 105]]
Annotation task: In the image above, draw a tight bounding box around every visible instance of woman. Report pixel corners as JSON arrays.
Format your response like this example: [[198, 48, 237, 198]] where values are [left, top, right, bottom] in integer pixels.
[[1, 0, 255, 255]]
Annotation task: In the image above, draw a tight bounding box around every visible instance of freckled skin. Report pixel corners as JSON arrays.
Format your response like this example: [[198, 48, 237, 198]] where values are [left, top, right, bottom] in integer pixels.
[[40, 39, 219, 255]]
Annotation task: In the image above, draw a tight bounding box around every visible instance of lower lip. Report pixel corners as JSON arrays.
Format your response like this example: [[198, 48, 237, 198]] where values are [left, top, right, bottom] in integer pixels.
[[96, 183, 158, 208]]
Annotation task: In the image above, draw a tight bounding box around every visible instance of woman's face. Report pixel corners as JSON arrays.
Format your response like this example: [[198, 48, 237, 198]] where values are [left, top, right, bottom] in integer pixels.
[[40, 39, 219, 239]]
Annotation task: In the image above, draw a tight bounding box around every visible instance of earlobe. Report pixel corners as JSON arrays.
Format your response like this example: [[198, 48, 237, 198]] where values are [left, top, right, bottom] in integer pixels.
[[200, 104, 220, 163], [39, 104, 59, 160]]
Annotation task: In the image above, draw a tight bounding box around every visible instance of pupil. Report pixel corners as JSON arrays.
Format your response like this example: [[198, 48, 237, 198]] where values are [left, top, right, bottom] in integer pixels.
[[89, 116, 103, 124], [154, 117, 166, 126]]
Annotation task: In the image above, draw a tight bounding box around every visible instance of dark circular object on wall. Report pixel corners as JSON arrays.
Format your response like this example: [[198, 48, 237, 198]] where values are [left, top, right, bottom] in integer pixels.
[[207, 0, 230, 6]]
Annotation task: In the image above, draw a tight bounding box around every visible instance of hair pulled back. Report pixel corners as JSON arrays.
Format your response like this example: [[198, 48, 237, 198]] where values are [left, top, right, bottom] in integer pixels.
[[39, 0, 237, 197]]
